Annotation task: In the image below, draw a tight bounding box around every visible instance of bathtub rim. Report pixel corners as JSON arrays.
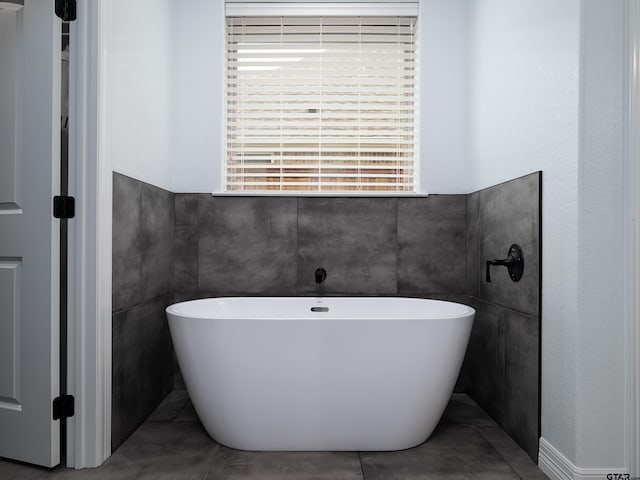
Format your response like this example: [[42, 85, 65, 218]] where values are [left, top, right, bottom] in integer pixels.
[[166, 296, 476, 321]]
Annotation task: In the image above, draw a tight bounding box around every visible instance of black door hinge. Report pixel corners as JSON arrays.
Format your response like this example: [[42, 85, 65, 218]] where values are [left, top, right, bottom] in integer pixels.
[[55, 0, 76, 21], [53, 394, 74, 420], [53, 195, 75, 219]]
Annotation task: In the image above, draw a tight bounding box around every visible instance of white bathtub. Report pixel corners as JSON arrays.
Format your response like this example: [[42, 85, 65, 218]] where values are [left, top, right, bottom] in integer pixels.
[[166, 297, 475, 451]]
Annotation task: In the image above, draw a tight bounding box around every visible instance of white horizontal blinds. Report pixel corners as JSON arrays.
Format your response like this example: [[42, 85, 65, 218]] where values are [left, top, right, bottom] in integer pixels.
[[226, 14, 417, 192]]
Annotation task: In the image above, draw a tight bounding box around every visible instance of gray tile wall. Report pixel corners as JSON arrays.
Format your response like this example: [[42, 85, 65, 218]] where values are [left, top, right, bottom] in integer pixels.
[[113, 171, 541, 462], [397, 196, 467, 295], [461, 172, 542, 461], [198, 196, 298, 294], [112, 172, 175, 450], [298, 197, 397, 295], [173, 195, 466, 297]]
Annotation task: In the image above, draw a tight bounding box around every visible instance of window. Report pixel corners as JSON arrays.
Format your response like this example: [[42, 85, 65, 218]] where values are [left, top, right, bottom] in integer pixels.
[[225, 3, 418, 193]]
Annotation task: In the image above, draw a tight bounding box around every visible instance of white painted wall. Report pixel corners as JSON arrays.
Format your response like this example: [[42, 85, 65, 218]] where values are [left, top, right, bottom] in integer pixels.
[[574, 0, 626, 468], [418, 0, 470, 193], [468, 0, 582, 461], [109, 0, 173, 191], [468, 0, 628, 472], [171, 0, 224, 193], [170, 0, 470, 193]]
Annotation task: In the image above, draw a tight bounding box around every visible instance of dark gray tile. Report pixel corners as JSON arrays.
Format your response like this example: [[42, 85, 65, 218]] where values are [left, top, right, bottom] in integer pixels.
[[119, 421, 218, 477], [360, 425, 519, 480], [171, 292, 206, 304], [0, 459, 50, 480], [175, 193, 199, 227], [198, 196, 298, 294], [397, 196, 466, 295], [174, 401, 200, 423], [140, 183, 175, 302], [174, 194, 199, 294], [503, 311, 540, 462], [477, 427, 548, 480], [147, 390, 190, 423], [466, 192, 481, 297], [423, 294, 472, 305], [478, 172, 541, 316], [53, 423, 218, 480], [297, 197, 397, 295], [174, 369, 186, 391], [112, 297, 169, 450], [48, 465, 129, 479], [161, 315, 177, 397], [209, 448, 363, 480], [439, 394, 497, 427], [461, 299, 540, 464], [453, 372, 466, 394], [174, 225, 198, 292], [112, 172, 143, 312], [461, 299, 505, 426]]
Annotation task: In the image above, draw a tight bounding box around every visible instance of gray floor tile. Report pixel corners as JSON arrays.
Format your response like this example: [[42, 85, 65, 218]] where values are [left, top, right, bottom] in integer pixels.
[[49, 463, 139, 479], [174, 401, 200, 423], [209, 448, 364, 480], [439, 394, 497, 427], [360, 425, 520, 480], [476, 427, 548, 480], [147, 389, 190, 423], [0, 460, 51, 480], [1, 393, 542, 480], [54, 422, 218, 480]]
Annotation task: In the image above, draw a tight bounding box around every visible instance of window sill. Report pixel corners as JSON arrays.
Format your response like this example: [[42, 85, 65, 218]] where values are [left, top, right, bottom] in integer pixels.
[[211, 191, 429, 198]]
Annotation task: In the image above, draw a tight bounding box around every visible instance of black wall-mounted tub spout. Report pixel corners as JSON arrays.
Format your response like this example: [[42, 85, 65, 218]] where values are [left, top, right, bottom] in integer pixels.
[[486, 244, 524, 283], [315, 268, 327, 284]]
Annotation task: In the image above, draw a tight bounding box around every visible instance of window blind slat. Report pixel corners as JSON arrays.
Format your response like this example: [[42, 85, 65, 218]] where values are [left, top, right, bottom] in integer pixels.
[[226, 14, 417, 193]]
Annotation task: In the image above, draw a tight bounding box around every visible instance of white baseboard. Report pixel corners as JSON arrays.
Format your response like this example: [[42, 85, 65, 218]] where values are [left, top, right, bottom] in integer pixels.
[[539, 438, 630, 480]]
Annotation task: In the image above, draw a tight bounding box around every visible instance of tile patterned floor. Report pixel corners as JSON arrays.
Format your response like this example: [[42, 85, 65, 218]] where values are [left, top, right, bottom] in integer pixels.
[[0, 392, 548, 480]]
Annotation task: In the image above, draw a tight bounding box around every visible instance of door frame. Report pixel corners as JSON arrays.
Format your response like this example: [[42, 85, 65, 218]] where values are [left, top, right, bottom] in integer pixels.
[[66, 0, 112, 468], [625, 0, 640, 476]]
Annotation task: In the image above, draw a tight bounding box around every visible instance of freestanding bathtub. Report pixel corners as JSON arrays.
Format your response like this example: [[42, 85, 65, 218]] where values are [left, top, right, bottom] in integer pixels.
[[166, 297, 475, 451]]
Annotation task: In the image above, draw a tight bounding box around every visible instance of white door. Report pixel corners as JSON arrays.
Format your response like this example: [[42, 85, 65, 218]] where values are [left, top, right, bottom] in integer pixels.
[[0, 0, 61, 468]]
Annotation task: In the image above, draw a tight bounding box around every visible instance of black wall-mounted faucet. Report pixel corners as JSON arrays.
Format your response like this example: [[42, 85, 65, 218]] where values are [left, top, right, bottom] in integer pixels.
[[315, 267, 327, 284], [486, 244, 524, 283]]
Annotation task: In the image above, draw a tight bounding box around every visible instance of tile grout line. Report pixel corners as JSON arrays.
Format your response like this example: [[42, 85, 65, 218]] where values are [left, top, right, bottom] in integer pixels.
[[358, 451, 367, 480], [172, 401, 191, 423], [472, 425, 530, 480], [467, 294, 538, 319]]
